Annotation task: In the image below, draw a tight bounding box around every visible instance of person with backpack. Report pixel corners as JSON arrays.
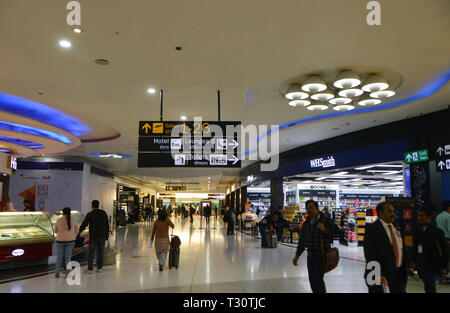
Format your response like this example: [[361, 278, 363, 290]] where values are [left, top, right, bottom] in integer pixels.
[[54, 207, 78, 278], [151, 209, 175, 271], [292, 200, 334, 293], [78, 200, 110, 274]]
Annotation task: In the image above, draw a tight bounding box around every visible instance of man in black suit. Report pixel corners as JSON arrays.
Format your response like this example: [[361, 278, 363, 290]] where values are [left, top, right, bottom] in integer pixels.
[[409, 208, 448, 293], [364, 202, 408, 293]]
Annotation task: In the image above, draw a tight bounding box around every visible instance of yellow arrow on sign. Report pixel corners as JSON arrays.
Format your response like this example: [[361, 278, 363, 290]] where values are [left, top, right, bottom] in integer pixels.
[[142, 123, 151, 134]]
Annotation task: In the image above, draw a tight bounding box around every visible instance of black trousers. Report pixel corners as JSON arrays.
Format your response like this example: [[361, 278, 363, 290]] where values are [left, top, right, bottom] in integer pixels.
[[205, 216, 210, 224], [88, 238, 106, 271], [367, 267, 406, 293], [307, 256, 326, 293], [417, 257, 439, 293], [259, 224, 267, 247], [227, 222, 234, 235]]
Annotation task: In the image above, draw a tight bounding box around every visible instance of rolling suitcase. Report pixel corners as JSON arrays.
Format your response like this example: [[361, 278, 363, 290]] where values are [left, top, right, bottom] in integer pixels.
[[168, 247, 180, 269], [266, 232, 277, 248]]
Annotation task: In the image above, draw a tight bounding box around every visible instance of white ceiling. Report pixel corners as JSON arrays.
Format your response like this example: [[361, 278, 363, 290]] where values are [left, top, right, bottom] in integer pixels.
[[0, 0, 449, 192]]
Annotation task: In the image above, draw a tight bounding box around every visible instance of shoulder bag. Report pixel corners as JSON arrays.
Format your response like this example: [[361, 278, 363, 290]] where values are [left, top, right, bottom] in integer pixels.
[[320, 232, 339, 274]]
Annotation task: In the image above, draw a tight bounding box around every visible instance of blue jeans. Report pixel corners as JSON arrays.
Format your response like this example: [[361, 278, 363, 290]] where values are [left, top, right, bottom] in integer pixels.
[[88, 238, 106, 271], [55, 241, 75, 274], [307, 256, 326, 293]]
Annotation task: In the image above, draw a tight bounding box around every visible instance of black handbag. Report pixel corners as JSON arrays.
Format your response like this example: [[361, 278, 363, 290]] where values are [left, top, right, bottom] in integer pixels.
[[74, 236, 85, 248]]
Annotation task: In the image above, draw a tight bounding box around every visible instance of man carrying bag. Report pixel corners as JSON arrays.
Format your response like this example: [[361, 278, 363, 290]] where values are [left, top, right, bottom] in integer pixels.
[[293, 200, 339, 293]]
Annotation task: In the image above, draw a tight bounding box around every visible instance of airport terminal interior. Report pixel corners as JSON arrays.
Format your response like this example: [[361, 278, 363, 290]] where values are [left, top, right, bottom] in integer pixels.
[[0, 0, 449, 295]]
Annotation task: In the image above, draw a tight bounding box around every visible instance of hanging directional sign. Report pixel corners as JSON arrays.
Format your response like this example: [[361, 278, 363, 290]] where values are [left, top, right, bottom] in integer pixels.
[[139, 121, 241, 137], [435, 143, 450, 172], [138, 152, 241, 168], [403, 149, 429, 164], [138, 120, 241, 168], [165, 186, 186, 191]]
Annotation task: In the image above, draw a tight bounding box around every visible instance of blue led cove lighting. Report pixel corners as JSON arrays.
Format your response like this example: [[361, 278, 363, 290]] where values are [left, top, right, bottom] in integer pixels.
[[244, 68, 450, 156], [0, 121, 72, 145], [0, 136, 44, 149], [0, 93, 91, 137]]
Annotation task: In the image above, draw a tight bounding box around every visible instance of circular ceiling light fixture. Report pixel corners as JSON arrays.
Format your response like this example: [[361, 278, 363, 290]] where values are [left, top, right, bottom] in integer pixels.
[[306, 102, 329, 111], [94, 58, 110, 65], [301, 76, 327, 93], [370, 88, 396, 99], [72, 27, 83, 34], [311, 89, 334, 101], [284, 84, 309, 100], [338, 88, 364, 98], [147, 88, 157, 94], [329, 97, 352, 105], [362, 75, 389, 92], [358, 95, 382, 106], [288, 99, 311, 107], [180, 115, 187, 120], [333, 104, 356, 111], [59, 40, 71, 48], [333, 71, 361, 89]]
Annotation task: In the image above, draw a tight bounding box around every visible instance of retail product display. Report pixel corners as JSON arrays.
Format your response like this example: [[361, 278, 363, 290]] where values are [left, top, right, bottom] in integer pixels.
[[247, 192, 270, 219], [298, 190, 337, 210], [239, 212, 258, 230], [0, 212, 55, 263], [356, 209, 366, 246]]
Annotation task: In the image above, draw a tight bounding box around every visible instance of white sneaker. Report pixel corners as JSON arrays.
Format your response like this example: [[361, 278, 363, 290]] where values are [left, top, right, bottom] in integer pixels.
[[97, 269, 103, 273], [86, 270, 93, 274]]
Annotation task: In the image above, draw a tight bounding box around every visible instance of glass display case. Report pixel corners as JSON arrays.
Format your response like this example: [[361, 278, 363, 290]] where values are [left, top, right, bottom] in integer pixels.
[[0, 212, 55, 262], [50, 210, 89, 249]]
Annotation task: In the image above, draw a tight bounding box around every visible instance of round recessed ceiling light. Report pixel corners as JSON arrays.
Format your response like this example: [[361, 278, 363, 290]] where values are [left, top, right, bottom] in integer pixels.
[[147, 88, 157, 94], [59, 40, 71, 48], [338, 88, 364, 98], [311, 89, 334, 101], [358, 95, 382, 106], [362, 75, 389, 92], [301, 76, 327, 93], [333, 71, 361, 89], [370, 88, 396, 99], [284, 84, 309, 100], [306, 103, 329, 111], [329, 97, 352, 105], [333, 104, 356, 111], [94, 59, 110, 65], [180, 115, 187, 120], [73, 27, 83, 34], [288, 99, 311, 107]]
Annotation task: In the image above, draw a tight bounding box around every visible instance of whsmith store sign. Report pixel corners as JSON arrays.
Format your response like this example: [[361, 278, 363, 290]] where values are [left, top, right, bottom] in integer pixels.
[[310, 156, 336, 169]]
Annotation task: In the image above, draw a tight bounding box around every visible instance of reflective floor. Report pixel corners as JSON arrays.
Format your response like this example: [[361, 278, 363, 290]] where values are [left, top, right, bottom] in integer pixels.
[[0, 216, 449, 293]]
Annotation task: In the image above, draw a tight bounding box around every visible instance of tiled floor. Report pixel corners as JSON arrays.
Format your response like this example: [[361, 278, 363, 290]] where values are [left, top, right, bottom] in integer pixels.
[[0, 217, 448, 293]]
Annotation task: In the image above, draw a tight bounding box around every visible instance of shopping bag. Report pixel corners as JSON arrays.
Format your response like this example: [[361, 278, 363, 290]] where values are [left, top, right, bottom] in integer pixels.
[[103, 240, 116, 266], [148, 238, 153, 248]]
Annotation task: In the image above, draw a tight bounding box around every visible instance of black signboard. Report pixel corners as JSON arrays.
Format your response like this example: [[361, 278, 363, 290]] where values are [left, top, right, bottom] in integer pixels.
[[139, 136, 239, 153], [138, 152, 241, 168], [139, 121, 241, 137], [247, 192, 270, 200], [165, 186, 186, 191], [435, 143, 450, 172], [299, 190, 336, 197], [138, 120, 241, 168]]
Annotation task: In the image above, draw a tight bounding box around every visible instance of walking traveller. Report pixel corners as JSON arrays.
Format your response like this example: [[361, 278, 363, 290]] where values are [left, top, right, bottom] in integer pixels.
[[189, 205, 194, 223], [204, 204, 212, 226], [258, 213, 278, 248], [436, 200, 450, 283], [54, 207, 78, 278], [151, 209, 175, 271], [292, 200, 334, 293], [78, 200, 110, 274], [409, 208, 448, 293], [363, 202, 408, 293], [225, 207, 235, 235]]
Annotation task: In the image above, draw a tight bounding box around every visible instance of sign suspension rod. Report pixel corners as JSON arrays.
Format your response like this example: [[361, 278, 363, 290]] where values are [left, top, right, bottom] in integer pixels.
[[160, 89, 164, 122]]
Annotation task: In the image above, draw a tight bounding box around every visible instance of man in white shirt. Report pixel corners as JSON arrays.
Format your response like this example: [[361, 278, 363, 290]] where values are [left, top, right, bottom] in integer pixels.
[[364, 202, 408, 293]]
